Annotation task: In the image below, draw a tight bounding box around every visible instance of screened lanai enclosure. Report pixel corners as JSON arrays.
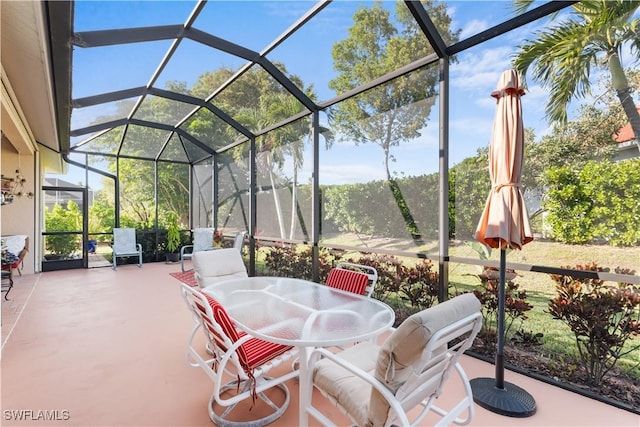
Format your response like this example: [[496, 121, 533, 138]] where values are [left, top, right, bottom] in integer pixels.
[[43, 0, 639, 293]]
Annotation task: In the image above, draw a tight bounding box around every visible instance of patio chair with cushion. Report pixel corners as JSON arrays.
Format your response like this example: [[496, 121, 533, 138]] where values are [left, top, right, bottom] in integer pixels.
[[303, 292, 482, 427], [112, 228, 142, 270], [180, 284, 299, 427], [1, 234, 28, 277], [326, 262, 378, 297], [180, 228, 216, 272], [192, 247, 248, 288]]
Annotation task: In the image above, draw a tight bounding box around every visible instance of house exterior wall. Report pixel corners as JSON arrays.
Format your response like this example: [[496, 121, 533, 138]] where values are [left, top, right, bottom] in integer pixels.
[[1, 138, 36, 275], [613, 140, 640, 162]]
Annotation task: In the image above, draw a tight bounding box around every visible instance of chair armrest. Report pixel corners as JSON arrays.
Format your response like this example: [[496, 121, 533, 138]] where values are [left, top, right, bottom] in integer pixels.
[[180, 245, 194, 257], [136, 243, 142, 252]]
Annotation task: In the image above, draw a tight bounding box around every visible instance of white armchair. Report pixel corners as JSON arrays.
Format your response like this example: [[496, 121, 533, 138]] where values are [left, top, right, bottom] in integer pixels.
[[304, 293, 482, 427], [192, 247, 248, 288], [112, 228, 142, 270], [180, 228, 215, 272]]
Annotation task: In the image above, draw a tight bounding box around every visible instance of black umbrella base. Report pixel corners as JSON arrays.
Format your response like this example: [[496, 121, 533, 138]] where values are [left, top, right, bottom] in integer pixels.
[[470, 377, 537, 417]]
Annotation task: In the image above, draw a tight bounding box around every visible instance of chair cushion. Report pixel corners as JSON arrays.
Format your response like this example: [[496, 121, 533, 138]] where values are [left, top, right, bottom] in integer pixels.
[[203, 294, 291, 374], [192, 228, 215, 252], [241, 336, 293, 371], [202, 294, 242, 341], [368, 293, 481, 426], [326, 268, 369, 295], [313, 341, 380, 427], [113, 228, 138, 254], [193, 248, 247, 279], [1, 235, 27, 257]]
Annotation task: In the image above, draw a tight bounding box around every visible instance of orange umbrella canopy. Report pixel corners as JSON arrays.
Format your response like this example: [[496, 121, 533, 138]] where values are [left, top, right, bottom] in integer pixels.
[[475, 69, 533, 250]]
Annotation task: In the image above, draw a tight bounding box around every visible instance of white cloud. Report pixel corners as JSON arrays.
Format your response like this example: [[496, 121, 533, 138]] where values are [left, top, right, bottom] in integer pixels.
[[450, 48, 515, 102], [450, 115, 493, 140], [454, 71, 502, 92], [453, 46, 514, 76], [475, 96, 495, 110], [459, 19, 490, 40]]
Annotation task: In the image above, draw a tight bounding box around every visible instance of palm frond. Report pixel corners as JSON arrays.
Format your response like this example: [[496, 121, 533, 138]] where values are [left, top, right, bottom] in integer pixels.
[[512, 0, 639, 124]]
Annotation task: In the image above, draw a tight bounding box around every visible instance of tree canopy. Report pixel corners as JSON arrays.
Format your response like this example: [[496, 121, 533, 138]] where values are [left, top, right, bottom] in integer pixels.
[[513, 0, 640, 149], [329, 0, 459, 180]]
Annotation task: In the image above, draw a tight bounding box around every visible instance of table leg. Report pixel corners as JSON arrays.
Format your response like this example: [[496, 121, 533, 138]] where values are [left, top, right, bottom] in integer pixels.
[[298, 345, 310, 427]]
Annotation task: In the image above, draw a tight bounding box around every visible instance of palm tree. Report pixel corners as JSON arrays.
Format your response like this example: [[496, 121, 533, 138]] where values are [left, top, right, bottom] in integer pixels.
[[512, 0, 640, 150], [232, 92, 310, 240]]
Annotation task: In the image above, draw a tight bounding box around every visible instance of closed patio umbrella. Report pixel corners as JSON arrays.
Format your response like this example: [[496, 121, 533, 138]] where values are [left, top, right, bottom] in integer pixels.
[[470, 69, 536, 417]]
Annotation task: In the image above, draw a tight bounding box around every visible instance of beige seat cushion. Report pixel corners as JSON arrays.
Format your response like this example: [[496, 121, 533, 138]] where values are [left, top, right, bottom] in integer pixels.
[[192, 248, 247, 288], [312, 341, 380, 427]]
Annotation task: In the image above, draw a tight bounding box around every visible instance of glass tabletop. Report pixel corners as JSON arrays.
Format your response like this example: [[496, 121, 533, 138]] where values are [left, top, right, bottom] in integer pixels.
[[201, 276, 395, 347]]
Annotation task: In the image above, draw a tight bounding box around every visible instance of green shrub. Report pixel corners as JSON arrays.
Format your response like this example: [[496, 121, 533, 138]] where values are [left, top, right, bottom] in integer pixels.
[[262, 243, 334, 280], [543, 159, 640, 246], [548, 262, 640, 385], [470, 268, 534, 350], [45, 202, 82, 258], [396, 259, 440, 310]]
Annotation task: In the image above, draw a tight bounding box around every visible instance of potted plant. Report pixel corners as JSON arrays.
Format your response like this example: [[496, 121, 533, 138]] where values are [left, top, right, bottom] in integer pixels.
[[165, 211, 181, 263], [213, 230, 224, 248]]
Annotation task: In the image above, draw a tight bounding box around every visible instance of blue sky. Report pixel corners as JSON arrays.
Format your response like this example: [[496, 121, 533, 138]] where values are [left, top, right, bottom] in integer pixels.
[[62, 1, 638, 188]]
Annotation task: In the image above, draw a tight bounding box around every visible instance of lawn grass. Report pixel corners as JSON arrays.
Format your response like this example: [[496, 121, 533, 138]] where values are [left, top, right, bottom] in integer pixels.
[[447, 243, 639, 380]]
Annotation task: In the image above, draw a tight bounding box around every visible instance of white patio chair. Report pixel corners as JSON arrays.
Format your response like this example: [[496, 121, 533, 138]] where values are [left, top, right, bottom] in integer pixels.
[[192, 247, 248, 288], [326, 262, 379, 297], [304, 293, 482, 427], [180, 228, 215, 272], [232, 230, 246, 252], [179, 284, 299, 427], [112, 228, 142, 270]]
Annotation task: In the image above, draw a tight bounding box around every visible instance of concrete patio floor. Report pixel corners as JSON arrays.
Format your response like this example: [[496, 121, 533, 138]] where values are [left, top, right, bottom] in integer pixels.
[[2, 263, 637, 426]]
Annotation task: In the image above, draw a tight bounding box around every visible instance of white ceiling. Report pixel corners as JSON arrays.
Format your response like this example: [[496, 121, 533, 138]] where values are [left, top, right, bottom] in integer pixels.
[[1, 0, 59, 154]]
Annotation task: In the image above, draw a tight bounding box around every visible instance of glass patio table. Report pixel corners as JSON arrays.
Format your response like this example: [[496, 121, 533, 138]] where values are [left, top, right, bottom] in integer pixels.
[[201, 276, 395, 426]]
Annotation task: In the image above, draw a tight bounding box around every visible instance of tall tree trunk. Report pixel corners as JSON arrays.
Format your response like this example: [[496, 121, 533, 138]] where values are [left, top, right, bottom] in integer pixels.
[[382, 142, 423, 245], [266, 153, 286, 239], [608, 54, 640, 150], [289, 167, 298, 240]]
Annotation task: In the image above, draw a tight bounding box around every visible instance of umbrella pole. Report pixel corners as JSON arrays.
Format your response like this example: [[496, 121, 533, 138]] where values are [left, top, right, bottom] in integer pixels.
[[469, 248, 537, 417], [495, 248, 506, 389]]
